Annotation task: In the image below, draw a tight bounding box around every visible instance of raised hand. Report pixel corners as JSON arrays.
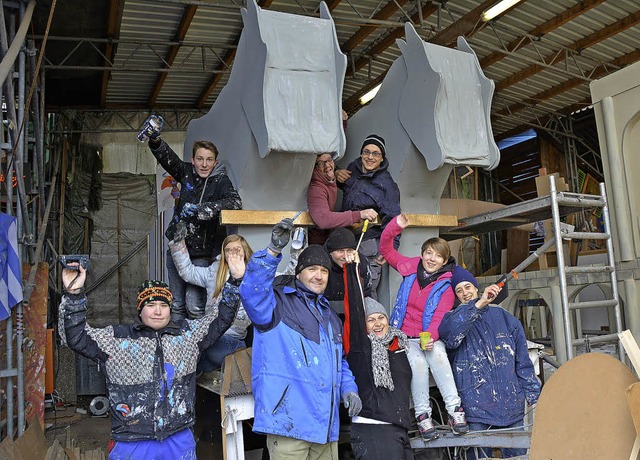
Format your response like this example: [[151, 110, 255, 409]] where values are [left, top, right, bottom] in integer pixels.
[[62, 264, 87, 294], [226, 249, 246, 280], [268, 218, 294, 254], [396, 213, 409, 229]]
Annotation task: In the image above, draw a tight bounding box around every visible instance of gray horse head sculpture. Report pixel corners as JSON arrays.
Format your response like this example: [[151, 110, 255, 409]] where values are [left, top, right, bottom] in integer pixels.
[[184, 0, 346, 211], [343, 22, 500, 217]]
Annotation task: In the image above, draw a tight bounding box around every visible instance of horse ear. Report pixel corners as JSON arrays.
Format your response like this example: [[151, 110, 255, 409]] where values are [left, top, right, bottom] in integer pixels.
[[404, 22, 421, 46], [396, 39, 407, 55], [319, 1, 330, 19], [244, 0, 258, 20]]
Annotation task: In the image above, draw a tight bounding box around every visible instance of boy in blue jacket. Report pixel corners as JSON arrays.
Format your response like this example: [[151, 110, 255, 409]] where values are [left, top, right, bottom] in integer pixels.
[[438, 267, 540, 459]]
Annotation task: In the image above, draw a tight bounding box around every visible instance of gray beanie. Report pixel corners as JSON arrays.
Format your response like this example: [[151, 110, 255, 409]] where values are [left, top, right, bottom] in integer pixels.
[[364, 297, 388, 318]]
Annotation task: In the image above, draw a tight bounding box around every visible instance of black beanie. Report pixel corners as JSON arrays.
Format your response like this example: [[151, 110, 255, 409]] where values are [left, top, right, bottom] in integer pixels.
[[361, 134, 386, 159], [326, 228, 356, 253], [295, 244, 332, 275]]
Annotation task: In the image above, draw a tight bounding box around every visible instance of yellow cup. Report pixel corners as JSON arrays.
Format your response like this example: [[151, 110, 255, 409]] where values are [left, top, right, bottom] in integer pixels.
[[419, 331, 431, 350]]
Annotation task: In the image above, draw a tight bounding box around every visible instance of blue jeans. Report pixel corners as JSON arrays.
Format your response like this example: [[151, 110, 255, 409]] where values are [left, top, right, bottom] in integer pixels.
[[166, 248, 209, 321], [197, 335, 246, 372], [466, 420, 527, 459], [108, 428, 196, 460]]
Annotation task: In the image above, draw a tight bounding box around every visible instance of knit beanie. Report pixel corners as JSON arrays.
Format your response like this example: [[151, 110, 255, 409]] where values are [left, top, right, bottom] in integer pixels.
[[295, 244, 332, 275], [451, 266, 478, 290], [364, 297, 388, 318], [137, 280, 173, 314], [326, 228, 356, 252], [361, 134, 386, 159]]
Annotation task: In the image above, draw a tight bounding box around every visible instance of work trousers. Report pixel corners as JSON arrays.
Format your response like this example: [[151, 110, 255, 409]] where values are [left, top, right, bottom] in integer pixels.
[[266, 434, 338, 460], [350, 423, 412, 460], [166, 248, 209, 321], [108, 428, 196, 460]]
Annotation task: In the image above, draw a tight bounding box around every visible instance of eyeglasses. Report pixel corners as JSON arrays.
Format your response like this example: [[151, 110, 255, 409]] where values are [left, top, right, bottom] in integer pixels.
[[315, 159, 334, 168], [361, 149, 382, 158]]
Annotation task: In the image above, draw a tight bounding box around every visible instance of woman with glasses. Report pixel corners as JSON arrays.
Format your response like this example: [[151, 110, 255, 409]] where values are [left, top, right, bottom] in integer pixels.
[[307, 152, 378, 245], [335, 134, 401, 299]]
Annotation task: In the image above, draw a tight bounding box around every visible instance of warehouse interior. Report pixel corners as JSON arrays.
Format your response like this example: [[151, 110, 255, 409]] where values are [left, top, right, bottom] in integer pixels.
[[2, 0, 640, 458]]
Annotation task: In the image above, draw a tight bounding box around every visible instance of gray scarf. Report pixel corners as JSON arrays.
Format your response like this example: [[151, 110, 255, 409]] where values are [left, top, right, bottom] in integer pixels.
[[368, 326, 408, 391]]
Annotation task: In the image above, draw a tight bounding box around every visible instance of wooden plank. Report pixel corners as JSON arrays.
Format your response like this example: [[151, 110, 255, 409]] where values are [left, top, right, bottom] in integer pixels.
[[620, 329, 640, 376], [220, 210, 457, 227]]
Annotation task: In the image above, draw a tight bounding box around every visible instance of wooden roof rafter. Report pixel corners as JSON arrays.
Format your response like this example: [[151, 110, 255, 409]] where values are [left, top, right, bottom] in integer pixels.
[[148, 4, 198, 106]]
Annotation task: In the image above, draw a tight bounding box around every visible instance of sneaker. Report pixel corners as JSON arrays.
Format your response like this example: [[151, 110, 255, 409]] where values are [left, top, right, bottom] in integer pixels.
[[416, 413, 438, 441], [448, 406, 469, 434]]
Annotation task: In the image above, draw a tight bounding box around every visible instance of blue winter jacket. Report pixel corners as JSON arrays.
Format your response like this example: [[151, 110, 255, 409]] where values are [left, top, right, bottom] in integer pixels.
[[239, 249, 358, 444], [339, 157, 401, 246], [438, 301, 540, 426]]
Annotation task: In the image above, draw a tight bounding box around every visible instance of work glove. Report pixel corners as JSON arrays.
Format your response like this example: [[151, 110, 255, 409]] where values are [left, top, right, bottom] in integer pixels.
[[343, 392, 362, 417], [173, 221, 187, 242], [137, 115, 164, 142], [197, 202, 221, 220], [268, 218, 294, 254], [180, 203, 199, 218]]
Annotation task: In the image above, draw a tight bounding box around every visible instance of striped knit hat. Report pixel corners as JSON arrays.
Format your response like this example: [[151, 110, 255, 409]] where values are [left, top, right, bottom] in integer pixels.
[[137, 280, 173, 313]]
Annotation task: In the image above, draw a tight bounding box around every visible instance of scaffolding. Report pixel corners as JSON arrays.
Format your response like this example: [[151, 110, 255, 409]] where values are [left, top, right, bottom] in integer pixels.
[[0, 0, 51, 439]]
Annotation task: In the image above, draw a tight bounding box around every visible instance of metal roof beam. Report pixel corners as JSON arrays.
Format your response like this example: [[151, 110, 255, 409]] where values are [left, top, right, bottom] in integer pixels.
[[480, 0, 606, 69], [342, 0, 409, 53], [495, 8, 640, 92]]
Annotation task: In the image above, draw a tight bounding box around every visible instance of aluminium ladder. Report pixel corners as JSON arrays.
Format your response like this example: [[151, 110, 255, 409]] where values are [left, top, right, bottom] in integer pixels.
[[548, 175, 623, 362]]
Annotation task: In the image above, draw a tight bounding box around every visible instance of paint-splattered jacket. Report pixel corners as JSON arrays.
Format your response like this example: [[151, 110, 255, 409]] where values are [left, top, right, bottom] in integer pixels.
[[149, 139, 242, 259], [59, 279, 241, 442], [438, 301, 540, 426], [239, 249, 358, 444]]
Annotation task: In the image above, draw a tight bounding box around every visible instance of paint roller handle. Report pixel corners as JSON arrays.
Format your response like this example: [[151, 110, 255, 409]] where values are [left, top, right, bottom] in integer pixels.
[[355, 220, 370, 253]]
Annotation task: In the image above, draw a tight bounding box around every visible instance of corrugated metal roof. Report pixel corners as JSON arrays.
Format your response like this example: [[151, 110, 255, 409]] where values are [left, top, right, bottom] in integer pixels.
[[39, 0, 640, 139]]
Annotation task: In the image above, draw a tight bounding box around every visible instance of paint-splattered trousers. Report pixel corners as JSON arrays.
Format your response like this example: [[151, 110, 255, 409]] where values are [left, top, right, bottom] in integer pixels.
[[406, 338, 461, 417]]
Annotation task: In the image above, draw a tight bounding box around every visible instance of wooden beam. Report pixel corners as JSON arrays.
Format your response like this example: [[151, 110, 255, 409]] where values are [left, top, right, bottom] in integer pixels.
[[480, 0, 606, 69], [498, 48, 640, 117], [495, 8, 640, 92], [196, 0, 274, 109], [619, 330, 640, 376], [342, 0, 409, 53], [342, 3, 438, 100], [344, 1, 493, 112], [221, 210, 457, 227], [148, 5, 198, 106], [100, 0, 124, 107]]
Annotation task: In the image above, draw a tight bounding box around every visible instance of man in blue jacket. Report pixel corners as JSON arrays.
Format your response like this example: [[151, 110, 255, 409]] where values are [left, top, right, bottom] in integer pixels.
[[239, 218, 362, 460], [438, 267, 540, 459]]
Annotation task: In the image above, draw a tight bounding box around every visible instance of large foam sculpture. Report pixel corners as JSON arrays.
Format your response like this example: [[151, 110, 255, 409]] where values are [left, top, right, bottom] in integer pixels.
[[185, 0, 346, 212], [341, 23, 500, 303]]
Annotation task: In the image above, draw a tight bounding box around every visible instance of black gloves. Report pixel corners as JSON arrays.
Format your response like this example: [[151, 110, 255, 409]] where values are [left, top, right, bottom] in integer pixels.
[[268, 218, 294, 254]]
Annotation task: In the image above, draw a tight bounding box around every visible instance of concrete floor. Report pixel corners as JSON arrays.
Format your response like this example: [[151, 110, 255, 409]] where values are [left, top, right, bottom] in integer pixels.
[[44, 406, 111, 453]]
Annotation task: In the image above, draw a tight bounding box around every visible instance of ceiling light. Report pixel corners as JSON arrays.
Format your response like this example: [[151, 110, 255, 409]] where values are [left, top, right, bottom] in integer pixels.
[[359, 84, 382, 105], [481, 0, 523, 22]]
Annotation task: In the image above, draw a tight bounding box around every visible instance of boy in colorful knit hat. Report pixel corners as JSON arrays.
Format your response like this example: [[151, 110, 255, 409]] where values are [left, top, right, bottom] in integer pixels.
[[59, 258, 244, 460]]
